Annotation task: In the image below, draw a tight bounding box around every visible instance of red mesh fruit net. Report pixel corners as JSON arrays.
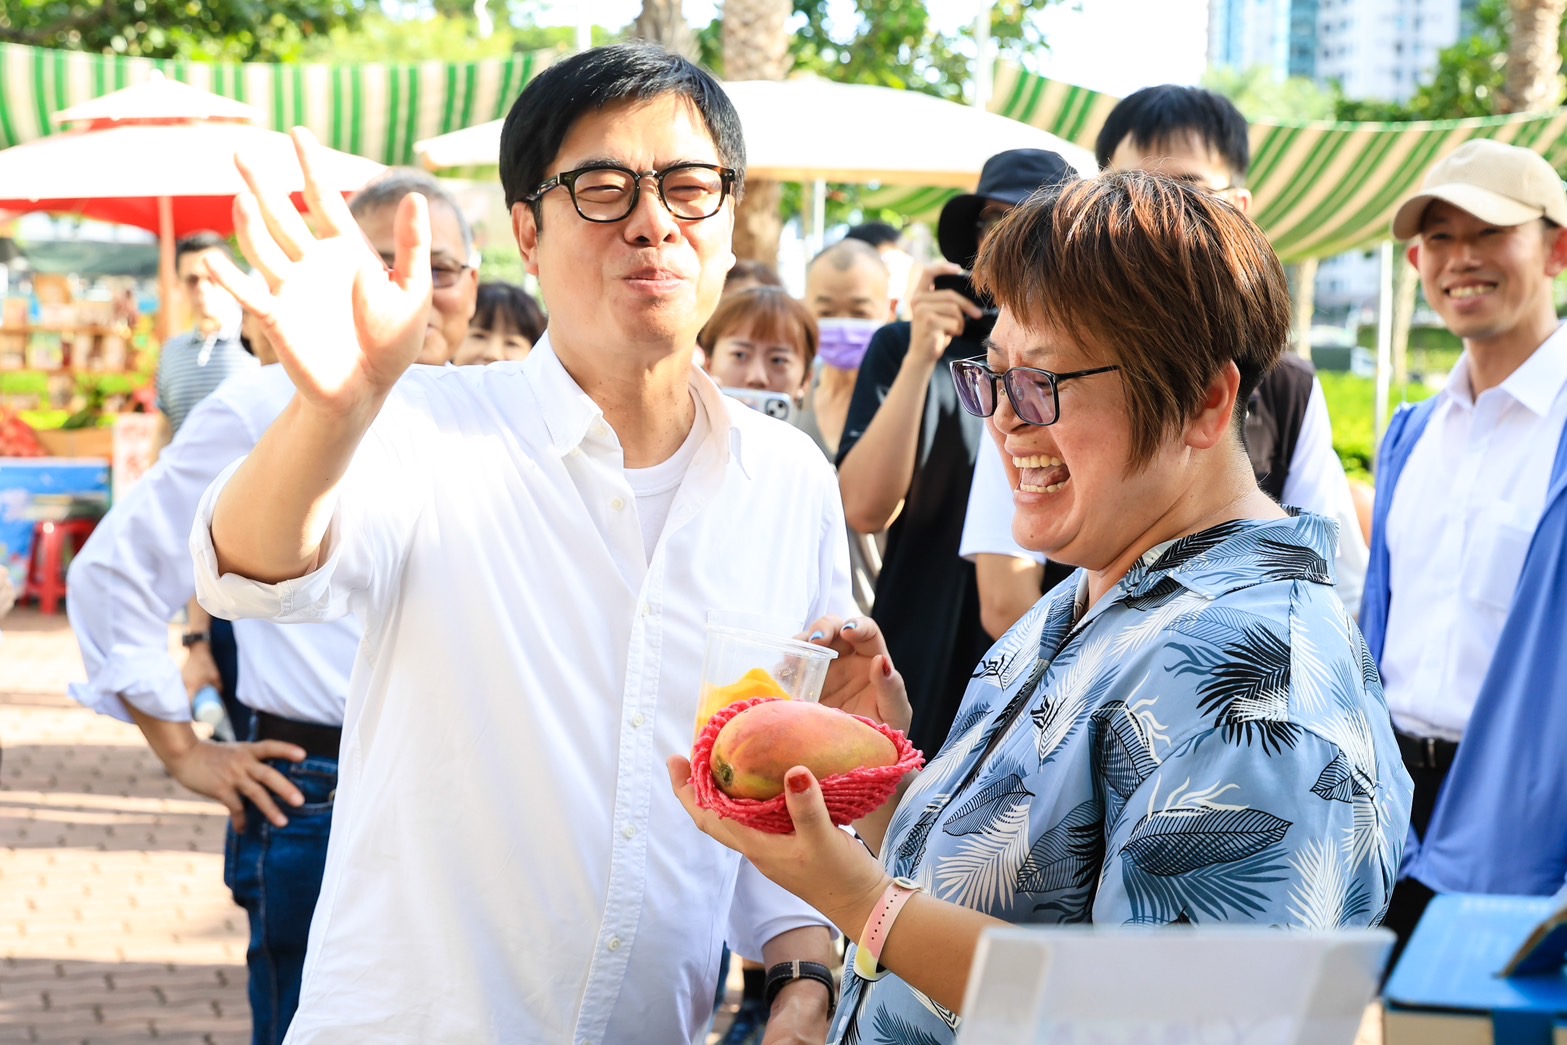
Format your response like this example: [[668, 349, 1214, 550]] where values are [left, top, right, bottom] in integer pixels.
[[690, 697, 925, 835]]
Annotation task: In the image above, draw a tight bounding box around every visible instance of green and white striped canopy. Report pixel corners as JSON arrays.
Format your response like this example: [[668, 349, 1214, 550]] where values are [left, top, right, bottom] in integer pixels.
[[0, 41, 554, 168], [874, 62, 1567, 263]]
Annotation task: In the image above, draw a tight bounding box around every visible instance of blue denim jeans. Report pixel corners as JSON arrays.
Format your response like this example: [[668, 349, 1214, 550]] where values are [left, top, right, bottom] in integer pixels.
[[223, 753, 336, 1045]]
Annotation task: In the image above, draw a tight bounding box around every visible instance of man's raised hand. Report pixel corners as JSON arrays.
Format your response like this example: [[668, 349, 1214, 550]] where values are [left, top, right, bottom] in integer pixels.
[[205, 128, 433, 419]]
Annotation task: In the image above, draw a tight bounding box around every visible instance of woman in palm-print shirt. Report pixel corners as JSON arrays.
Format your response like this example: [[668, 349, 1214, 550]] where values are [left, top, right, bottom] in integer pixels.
[[670, 172, 1413, 1045]]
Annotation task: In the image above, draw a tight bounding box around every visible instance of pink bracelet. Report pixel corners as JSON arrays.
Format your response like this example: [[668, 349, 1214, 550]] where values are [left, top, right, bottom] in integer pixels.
[[853, 876, 921, 981]]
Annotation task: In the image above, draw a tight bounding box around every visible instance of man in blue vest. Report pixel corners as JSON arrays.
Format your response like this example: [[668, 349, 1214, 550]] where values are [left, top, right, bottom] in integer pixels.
[[1365, 139, 1567, 957]]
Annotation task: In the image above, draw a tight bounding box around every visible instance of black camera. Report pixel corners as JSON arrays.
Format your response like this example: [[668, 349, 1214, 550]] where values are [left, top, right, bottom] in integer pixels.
[[932, 273, 999, 343]]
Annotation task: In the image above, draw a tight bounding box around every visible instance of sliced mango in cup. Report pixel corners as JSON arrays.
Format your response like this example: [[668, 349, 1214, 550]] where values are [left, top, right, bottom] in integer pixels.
[[695, 667, 790, 738]]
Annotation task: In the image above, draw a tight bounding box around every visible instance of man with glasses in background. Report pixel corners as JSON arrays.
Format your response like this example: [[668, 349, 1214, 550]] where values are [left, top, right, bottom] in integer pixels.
[[349, 169, 479, 365], [191, 45, 847, 1043]]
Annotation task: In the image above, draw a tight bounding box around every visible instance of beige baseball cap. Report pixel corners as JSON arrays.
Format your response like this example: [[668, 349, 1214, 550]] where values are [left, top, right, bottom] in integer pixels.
[[1391, 139, 1567, 240]]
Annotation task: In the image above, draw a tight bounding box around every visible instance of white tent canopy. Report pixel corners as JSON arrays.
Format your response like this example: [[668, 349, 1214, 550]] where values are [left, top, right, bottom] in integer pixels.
[[414, 78, 1097, 187]]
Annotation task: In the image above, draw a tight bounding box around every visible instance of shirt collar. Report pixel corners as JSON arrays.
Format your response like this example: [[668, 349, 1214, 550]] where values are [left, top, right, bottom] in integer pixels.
[[1499, 322, 1567, 417], [521, 333, 606, 455], [1115, 513, 1338, 604], [689, 367, 755, 480], [1444, 322, 1567, 417], [521, 332, 753, 476]]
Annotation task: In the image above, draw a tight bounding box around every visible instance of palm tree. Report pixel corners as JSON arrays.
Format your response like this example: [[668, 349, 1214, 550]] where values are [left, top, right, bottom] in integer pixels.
[[633, 0, 697, 58], [722, 0, 792, 265], [1499, 0, 1567, 113]]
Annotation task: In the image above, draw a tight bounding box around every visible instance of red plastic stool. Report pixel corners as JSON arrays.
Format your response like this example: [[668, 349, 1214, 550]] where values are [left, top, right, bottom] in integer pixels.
[[23, 518, 98, 615]]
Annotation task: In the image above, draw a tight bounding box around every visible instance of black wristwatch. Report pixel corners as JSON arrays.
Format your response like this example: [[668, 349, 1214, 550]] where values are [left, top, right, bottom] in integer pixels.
[[764, 959, 837, 1017], [180, 631, 211, 648]]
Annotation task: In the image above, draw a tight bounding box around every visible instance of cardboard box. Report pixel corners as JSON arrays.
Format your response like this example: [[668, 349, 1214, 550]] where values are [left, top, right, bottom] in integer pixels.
[[1385, 894, 1567, 1045], [32, 426, 115, 459]]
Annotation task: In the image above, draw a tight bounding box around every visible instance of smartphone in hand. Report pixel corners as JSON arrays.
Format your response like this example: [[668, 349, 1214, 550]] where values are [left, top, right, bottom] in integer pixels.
[[721, 387, 796, 423]]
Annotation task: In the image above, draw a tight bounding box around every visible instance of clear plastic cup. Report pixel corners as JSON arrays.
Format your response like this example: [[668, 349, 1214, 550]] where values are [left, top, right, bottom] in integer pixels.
[[694, 623, 838, 740]]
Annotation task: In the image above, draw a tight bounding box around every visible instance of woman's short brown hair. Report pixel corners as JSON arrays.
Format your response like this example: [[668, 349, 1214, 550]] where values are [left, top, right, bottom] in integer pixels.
[[698, 286, 819, 370], [973, 171, 1290, 467]]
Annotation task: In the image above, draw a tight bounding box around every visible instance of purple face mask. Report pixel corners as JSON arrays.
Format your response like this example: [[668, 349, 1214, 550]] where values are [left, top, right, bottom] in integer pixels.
[[816, 318, 884, 371]]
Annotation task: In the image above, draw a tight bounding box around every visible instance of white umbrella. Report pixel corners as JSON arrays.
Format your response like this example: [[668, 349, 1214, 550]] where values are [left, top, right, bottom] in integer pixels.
[[414, 78, 1097, 187]]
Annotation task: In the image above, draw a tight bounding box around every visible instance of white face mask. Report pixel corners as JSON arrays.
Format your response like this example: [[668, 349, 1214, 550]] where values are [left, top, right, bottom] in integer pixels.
[[815, 317, 885, 371]]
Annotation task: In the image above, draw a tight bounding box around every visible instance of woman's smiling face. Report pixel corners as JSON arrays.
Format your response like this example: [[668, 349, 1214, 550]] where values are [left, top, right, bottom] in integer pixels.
[[986, 309, 1192, 573]]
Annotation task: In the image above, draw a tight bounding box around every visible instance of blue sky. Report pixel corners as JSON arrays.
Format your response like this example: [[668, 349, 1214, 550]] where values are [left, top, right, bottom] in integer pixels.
[[536, 0, 1210, 98]]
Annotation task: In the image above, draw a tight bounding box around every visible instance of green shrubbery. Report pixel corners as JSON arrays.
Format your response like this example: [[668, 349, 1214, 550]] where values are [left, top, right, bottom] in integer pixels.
[[1317, 372, 1436, 482]]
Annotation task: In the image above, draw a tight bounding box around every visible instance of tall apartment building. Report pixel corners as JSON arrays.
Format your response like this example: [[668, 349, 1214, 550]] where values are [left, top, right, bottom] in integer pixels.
[[1210, 0, 1472, 312], [1316, 0, 1464, 101], [1208, 0, 1320, 81], [1209, 0, 1470, 98]]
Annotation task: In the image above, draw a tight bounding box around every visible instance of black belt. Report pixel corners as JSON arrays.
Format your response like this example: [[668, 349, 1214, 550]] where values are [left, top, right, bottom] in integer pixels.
[[255, 710, 342, 760], [1395, 728, 1459, 772]]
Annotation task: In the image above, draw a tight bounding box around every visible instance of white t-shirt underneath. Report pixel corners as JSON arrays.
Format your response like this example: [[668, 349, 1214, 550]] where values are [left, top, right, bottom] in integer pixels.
[[625, 392, 709, 561]]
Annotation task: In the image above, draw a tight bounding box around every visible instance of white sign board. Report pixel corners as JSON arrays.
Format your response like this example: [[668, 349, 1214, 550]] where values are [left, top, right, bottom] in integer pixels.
[[957, 926, 1392, 1045]]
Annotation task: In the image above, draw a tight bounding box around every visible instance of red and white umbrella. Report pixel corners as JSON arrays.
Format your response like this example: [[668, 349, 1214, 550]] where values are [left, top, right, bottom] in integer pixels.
[[0, 75, 384, 338]]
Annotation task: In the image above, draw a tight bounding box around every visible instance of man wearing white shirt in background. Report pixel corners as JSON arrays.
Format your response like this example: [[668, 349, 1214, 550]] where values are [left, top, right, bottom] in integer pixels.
[[65, 169, 479, 1045], [961, 85, 1368, 637], [193, 45, 848, 1044], [1365, 140, 1567, 963]]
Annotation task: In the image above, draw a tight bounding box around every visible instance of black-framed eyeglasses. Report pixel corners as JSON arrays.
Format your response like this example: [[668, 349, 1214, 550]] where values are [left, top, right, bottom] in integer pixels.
[[949, 357, 1120, 427], [377, 253, 472, 289], [525, 162, 737, 223]]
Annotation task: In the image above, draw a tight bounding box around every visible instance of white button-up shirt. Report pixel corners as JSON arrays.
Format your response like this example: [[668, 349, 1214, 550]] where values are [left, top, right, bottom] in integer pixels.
[[68, 363, 355, 726], [192, 338, 852, 1044], [1381, 328, 1567, 740], [959, 376, 1369, 613]]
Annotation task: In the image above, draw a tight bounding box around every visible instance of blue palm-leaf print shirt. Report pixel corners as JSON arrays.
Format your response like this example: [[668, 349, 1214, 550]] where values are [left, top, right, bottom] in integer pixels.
[[831, 513, 1413, 1045]]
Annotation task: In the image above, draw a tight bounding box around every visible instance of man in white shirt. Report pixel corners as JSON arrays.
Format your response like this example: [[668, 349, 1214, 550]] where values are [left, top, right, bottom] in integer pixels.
[[66, 169, 479, 1045], [1366, 140, 1567, 956], [193, 45, 847, 1043], [961, 86, 1368, 637]]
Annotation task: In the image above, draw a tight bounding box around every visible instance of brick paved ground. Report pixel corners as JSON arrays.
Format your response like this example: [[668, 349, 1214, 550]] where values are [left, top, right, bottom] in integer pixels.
[[0, 607, 249, 1044], [0, 605, 1381, 1045]]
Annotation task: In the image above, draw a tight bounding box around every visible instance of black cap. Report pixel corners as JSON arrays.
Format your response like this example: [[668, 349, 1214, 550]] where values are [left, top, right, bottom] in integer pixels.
[[937, 149, 1077, 266]]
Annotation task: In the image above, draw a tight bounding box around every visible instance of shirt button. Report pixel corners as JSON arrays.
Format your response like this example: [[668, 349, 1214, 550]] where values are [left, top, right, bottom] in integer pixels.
[[608, 937, 622, 952], [592, 422, 609, 439], [640, 603, 652, 617], [623, 825, 636, 840], [631, 713, 646, 728], [611, 497, 626, 512]]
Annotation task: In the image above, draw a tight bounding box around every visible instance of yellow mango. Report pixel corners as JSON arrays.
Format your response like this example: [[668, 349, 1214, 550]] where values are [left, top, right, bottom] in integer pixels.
[[710, 699, 898, 800]]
